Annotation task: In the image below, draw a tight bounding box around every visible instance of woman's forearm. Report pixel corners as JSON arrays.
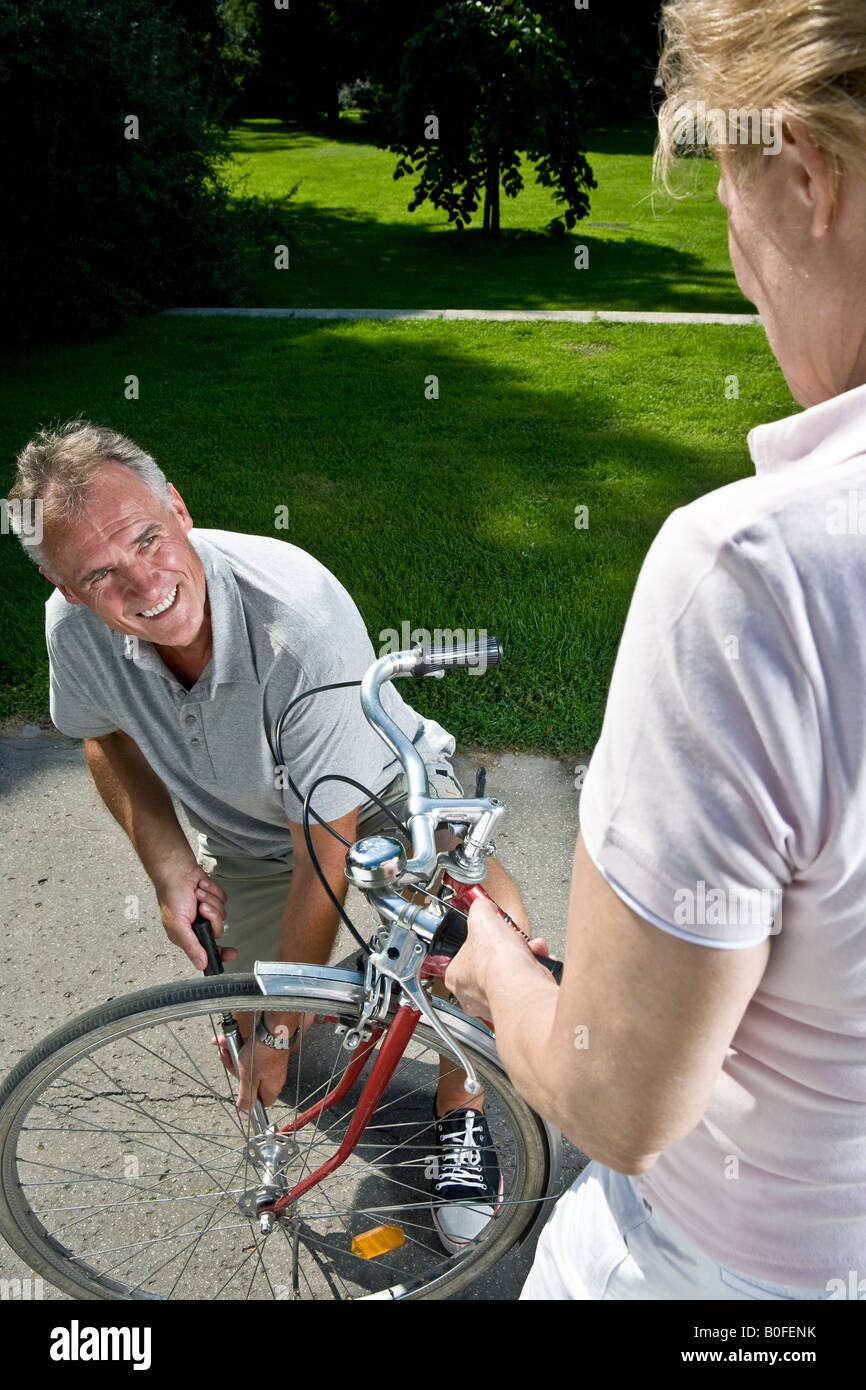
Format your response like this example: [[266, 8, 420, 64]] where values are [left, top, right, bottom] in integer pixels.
[[479, 943, 655, 1173]]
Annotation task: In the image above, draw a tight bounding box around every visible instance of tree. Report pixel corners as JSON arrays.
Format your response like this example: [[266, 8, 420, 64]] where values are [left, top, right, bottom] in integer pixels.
[[337, 0, 661, 132], [384, 1, 596, 236], [0, 0, 287, 344], [242, 0, 358, 130], [533, 0, 664, 127]]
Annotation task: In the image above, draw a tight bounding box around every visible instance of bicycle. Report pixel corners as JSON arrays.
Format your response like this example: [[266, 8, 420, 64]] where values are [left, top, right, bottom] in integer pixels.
[[0, 637, 564, 1300]]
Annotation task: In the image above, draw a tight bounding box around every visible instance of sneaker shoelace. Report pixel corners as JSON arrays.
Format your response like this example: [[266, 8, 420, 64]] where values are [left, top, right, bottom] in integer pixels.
[[435, 1112, 492, 1195]]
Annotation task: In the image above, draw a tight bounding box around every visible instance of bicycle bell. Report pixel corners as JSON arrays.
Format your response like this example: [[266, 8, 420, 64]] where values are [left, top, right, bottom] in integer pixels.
[[345, 834, 407, 888]]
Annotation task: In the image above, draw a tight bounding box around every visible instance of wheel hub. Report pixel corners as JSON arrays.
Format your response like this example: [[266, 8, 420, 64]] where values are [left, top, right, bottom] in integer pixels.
[[238, 1126, 298, 1224]]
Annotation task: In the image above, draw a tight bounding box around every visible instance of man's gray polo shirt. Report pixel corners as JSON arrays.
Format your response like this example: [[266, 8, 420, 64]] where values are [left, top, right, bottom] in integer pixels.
[[45, 529, 454, 858]]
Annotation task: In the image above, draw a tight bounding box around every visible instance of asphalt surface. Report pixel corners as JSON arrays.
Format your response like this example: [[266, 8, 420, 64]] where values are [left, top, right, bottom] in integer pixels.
[[0, 729, 587, 1301]]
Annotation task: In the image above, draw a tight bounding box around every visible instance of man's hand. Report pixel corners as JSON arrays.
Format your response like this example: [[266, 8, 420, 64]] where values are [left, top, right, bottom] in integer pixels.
[[154, 857, 236, 970], [236, 1032, 290, 1115]]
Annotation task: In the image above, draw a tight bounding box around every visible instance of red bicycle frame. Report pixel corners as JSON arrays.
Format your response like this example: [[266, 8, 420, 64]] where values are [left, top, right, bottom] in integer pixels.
[[260, 881, 510, 1218], [266, 1001, 421, 1216]]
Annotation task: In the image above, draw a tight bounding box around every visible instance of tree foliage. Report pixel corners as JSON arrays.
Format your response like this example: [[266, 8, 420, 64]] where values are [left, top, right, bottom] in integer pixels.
[[247, 0, 341, 128], [384, 2, 596, 237], [0, 0, 287, 345], [534, 0, 664, 128]]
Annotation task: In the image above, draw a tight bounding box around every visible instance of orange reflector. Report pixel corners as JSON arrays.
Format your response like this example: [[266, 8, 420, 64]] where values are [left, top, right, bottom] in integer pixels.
[[351, 1224, 405, 1259]]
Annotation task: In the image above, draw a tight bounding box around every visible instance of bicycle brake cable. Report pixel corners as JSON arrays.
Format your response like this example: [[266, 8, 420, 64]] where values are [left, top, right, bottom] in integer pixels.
[[276, 680, 419, 956], [301, 773, 415, 956], [275, 679, 411, 841]]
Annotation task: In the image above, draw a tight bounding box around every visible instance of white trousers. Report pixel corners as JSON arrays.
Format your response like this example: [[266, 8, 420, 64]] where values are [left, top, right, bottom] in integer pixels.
[[520, 1161, 833, 1300]]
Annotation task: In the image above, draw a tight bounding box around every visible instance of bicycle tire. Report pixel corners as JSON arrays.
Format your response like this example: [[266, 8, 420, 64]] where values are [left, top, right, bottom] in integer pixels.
[[0, 970, 557, 1301]]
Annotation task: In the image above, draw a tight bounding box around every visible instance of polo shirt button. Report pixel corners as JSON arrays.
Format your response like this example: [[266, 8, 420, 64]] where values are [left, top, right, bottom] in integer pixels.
[[185, 714, 196, 725], [190, 737, 201, 747]]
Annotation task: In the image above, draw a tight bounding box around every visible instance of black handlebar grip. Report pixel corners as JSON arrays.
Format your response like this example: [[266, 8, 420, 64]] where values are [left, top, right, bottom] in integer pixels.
[[431, 907, 471, 958], [431, 908, 563, 984], [413, 636, 503, 676], [536, 954, 564, 984], [192, 912, 223, 976]]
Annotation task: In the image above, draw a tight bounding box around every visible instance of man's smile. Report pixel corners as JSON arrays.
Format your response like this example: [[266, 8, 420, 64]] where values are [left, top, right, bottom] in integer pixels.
[[137, 583, 179, 619]]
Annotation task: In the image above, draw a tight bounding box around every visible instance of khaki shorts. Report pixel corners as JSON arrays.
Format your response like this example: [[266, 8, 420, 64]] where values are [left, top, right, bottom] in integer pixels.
[[197, 762, 464, 973]]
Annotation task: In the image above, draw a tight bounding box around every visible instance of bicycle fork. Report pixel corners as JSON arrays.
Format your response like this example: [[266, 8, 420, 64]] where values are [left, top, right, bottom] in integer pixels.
[[258, 925, 484, 1224], [195, 914, 480, 1240], [263, 1000, 421, 1223]]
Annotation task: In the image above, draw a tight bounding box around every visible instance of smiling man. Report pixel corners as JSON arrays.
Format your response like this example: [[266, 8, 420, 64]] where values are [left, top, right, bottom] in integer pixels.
[[7, 420, 528, 1253]]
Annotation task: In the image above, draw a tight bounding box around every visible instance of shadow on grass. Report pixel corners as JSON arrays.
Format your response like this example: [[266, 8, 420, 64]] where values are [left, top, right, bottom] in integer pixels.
[[229, 114, 388, 155], [581, 122, 660, 156], [224, 116, 745, 312], [0, 314, 777, 748], [231, 116, 661, 156], [236, 201, 748, 313]]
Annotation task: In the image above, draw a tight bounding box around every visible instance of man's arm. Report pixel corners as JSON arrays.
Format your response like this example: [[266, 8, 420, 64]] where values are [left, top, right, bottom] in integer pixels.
[[279, 809, 359, 963], [258, 808, 358, 1035], [235, 807, 358, 1113], [84, 732, 193, 874], [445, 833, 771, 1174], [83, 732, 229, 968]]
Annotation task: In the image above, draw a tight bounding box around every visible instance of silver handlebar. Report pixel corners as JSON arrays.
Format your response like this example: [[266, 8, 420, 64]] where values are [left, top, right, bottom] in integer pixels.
[[360, 649, 505, 884]]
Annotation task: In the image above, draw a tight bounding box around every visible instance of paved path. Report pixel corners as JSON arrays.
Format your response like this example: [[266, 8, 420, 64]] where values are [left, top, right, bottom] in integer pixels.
[[0, 730, 586, 1301], [164, 306, 761, 325]]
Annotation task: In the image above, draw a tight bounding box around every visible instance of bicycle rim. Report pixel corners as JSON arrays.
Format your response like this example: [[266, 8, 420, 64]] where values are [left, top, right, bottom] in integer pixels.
[[0, 973, 551, 1300]]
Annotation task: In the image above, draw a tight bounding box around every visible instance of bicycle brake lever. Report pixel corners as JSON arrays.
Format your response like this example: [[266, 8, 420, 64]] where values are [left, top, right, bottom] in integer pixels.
[[369, 925, 483, 1096], [394, 974, 483, 1097]]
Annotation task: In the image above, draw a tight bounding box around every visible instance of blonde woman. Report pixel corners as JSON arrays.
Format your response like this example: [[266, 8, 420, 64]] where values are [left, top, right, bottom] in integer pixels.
[[446, 0, 866, 1299]]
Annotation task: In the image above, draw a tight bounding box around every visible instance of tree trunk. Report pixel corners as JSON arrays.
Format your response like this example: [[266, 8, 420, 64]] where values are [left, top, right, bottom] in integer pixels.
[[484, 148, 500, 237], [326, 78, 340, 133]]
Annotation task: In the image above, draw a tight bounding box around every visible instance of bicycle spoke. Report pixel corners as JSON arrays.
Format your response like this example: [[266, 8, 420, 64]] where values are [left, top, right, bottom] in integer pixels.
[[82, 1049, 244, 1194], [1, 982, 547, 1300], [166, 1150, 253, 1301], [37, 1062, 237, 1169], [26, 1097, 241, 1159], [72, 1148, 252, 1287], [288, 1186, 364, 1302]]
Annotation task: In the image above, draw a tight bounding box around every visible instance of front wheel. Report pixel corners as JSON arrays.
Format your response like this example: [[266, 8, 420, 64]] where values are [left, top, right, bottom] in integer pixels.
[[0, 971, 556, 1300]]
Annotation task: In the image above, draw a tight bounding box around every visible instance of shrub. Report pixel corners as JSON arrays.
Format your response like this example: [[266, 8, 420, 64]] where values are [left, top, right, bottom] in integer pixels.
[[0, 0, 289, 345]]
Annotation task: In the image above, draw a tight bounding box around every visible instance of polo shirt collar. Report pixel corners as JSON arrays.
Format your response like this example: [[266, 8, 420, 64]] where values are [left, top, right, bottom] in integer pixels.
[[112, 532, 258, 689], [748, 381, 866, 477]]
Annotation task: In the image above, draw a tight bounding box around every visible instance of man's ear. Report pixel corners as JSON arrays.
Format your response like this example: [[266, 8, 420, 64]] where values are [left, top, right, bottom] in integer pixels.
[[166, 482, 193, 533], [39, 566, 81, 605]]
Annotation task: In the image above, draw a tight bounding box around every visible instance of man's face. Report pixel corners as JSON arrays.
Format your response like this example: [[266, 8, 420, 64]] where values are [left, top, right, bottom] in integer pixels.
[[41, 462, 209, 650]]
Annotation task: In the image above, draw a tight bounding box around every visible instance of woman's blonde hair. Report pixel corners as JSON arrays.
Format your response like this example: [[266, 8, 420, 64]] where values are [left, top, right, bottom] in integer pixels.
[[654, 0, 866, 194]]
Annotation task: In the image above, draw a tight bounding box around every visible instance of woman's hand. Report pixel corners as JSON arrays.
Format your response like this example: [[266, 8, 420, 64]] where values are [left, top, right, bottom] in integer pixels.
[[444, 895, 555, 1020]]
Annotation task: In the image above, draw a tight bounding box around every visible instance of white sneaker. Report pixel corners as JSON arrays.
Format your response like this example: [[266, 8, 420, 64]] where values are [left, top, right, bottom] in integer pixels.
[[430, 1106, 503, 1254]]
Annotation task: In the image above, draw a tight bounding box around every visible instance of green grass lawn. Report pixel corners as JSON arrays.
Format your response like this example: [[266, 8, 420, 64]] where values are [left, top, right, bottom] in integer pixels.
[[220, 117, 750, 313], [1, 317, 793, 752]]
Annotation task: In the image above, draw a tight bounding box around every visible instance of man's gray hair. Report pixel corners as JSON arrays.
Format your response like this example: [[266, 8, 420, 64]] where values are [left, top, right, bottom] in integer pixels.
[[6, 419, 172, 578]]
